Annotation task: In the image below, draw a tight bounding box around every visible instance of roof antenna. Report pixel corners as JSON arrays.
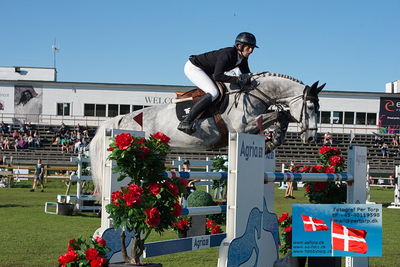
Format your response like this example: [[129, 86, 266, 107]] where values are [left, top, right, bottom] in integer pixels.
[[52, 38, 60, 81]]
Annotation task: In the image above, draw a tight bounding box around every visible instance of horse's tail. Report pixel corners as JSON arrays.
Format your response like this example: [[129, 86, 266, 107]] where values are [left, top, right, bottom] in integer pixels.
[[90, 115, 123, 201]]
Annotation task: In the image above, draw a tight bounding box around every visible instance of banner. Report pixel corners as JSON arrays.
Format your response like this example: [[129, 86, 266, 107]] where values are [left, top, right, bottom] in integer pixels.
[[379, 97, 400, 128]]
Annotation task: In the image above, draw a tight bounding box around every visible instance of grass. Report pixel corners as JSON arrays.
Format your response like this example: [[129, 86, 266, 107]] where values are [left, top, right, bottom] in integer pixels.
[[0, 181, 398, 267]]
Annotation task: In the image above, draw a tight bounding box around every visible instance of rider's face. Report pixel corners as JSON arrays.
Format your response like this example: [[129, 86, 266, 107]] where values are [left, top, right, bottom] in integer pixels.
[[241, 45, 254, 58]]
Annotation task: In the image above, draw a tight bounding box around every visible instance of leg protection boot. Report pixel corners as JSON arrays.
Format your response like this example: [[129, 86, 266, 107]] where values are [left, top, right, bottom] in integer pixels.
[[177, 93, 213, 134]]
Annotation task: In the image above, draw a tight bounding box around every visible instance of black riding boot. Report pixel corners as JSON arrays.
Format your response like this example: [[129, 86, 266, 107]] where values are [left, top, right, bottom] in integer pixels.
[[178, 93, 213, 134]]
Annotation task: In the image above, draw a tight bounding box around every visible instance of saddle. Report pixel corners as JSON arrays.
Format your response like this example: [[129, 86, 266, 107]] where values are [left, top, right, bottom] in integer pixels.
[[174, 82, 229, 149]]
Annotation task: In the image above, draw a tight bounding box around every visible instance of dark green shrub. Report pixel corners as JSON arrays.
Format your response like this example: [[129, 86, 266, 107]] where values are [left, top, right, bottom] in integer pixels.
[[187, 190, 214, 207]]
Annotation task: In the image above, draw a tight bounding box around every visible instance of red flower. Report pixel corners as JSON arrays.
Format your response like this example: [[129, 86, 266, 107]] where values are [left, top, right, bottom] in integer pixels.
[[135, 137, 146, 145], [283, 226, 292, 233], [94, 236, 106, 247], [165, 181, 179, 196], [111, 190, 123, 206], [107, 147, 114, 151], [324, 165, 336, 173], [85, 248, 99, 261], [319, 146, 331, 154], [313, 182, 327, 191], [147, 183, 162, 196], [68, 238, 77, 250], [311, 165, 324, 173], [172, 202, 182, 217], [90, 257, 107, 267], [300, 166, 311, 173], [151, 132, 171, 144], [177, 219, 189, 231], [138, 146, 151, 159], [330, 147, 341, 155], [115, 132, 133, 150], [278, 212, 289, 223], [211, 224, 222, 234], [123, 184, 143, 207], [145, 208, 161, 226], [58, 250, 78, 265], [329, 155, 344, 166], [305, 185, 311, 193], [206, 220, 215, 228]]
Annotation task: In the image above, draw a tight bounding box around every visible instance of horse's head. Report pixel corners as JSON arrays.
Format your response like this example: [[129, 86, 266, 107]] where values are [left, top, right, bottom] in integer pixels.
[[289, 81, 325, 143]]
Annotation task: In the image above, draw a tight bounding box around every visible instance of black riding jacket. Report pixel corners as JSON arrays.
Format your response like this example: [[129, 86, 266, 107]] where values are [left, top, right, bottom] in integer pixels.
[[189, 47, 250, 84]]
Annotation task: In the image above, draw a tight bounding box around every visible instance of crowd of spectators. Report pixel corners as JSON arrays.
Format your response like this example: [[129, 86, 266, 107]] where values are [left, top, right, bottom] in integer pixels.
[[0, 121, 42, 151], [51, 123, 90, 153]]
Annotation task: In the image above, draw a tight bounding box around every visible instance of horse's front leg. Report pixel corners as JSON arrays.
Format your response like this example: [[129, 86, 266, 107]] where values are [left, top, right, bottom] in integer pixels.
[[244, 112, 279, 134]]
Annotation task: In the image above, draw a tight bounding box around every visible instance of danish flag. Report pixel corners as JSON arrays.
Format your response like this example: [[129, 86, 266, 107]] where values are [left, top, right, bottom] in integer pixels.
[[300, 214, 329, 231], [332, 222, 368, 254]]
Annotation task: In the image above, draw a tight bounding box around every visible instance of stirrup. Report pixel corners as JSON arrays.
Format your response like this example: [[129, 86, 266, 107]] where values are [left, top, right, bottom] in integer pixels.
[[178, 120, 196, 135]]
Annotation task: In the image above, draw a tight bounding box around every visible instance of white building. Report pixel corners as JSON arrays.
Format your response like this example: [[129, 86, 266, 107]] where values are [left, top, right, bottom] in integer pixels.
[[0, 66, 399, 134]]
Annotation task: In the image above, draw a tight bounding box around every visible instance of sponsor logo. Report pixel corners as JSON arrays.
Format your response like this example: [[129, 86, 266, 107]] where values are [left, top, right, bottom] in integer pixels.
[[384, 99, 400, 112], [192, 236, 210, 250], [240, 140, 263, 161]]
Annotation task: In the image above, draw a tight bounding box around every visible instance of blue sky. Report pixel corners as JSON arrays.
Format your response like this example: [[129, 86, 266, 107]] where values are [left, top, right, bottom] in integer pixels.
[[1, 0, 399, 92]]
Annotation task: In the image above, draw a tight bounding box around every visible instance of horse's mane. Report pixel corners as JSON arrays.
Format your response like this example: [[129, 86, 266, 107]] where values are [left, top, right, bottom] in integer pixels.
[[254, 72, 304, 85]]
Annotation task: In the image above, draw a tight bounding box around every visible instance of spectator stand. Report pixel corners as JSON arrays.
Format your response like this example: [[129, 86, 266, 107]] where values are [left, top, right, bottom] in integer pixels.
[[44, 153, 100, 214]]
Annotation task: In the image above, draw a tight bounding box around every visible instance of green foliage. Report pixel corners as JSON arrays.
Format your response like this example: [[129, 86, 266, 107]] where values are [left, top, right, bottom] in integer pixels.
[[212, 155, 228, 190], [187, 190, 214, 207], [277, 212, 292, 255]]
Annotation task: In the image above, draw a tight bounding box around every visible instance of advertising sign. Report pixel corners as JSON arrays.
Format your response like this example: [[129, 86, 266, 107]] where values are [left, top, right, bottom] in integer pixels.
[[379, 97, 400, 128], [292, 204, 382, 257]]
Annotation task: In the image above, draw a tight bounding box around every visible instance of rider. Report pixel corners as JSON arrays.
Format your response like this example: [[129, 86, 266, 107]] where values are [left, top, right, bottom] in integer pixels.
[[177, 32, 258, 134]]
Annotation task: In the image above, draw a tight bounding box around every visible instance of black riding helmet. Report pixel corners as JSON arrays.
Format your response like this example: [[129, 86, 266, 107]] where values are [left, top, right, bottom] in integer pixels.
[[235, 32, 258, 48]]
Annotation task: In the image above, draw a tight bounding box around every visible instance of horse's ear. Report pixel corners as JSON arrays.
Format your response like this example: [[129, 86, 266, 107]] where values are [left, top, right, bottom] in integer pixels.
[[317, 83, 326, 93], [311, 81, 319, 89]]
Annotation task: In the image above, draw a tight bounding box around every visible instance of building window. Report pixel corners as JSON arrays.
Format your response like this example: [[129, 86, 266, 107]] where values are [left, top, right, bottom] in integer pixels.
[[84, 104, 95, 116], [356, 112, 366, 125], [108, 104, 118, 117], [57, 103, 70, 116], [132, 105, 150, 111], [84, 104, 106, 117], [320, 111, 331, 123], [96, 104, 106, 117], [367, 113, 377, 125], [344, 112, 354, 124], [332, 111, 343, 124], [120, 105, 130, 115]]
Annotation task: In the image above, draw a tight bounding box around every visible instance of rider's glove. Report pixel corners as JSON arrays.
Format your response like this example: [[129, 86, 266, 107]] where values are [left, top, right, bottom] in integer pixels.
[[237, 74, 251, 88]]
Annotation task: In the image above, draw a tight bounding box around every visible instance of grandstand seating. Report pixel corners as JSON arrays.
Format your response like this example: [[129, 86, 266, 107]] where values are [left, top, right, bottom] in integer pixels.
[[1, 124, 399, 174]]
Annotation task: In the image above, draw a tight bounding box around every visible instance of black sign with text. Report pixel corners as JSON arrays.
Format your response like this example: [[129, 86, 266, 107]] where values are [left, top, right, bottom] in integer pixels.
[[379, 97, 400, 127]]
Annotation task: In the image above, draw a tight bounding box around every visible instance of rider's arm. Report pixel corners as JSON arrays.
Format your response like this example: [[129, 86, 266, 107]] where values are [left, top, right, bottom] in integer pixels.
[[212, 55, 240, 84]]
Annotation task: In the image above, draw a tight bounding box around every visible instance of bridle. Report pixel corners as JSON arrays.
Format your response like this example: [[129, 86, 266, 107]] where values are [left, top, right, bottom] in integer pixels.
[[226, 81, 319, 135], [292, 85, 319, 135]]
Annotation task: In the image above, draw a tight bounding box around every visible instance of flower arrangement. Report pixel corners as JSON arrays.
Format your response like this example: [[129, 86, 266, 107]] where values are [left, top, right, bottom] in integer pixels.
[[106, 132, 188, 264], [277, 212, 292, 255], [58, 236, 108, 267], [205, 219, 223, 234], [171, 216, 191, 234], [299, 146, 347, 204]]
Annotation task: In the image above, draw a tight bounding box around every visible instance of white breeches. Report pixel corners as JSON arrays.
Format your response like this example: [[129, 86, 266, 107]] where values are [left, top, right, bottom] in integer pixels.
[[184, 60, 219, 101]]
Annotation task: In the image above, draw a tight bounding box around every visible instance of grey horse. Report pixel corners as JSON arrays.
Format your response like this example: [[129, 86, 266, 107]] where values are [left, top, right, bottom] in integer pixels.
[[90, 72, 325, 194]]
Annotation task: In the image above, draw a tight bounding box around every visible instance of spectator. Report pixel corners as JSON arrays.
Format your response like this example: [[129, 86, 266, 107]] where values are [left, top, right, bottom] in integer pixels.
[[13, 138, 18, 152], [74, 139, 82, 153], [0, 121, 5, 134], [0, 136, 3, 150], [30, 159, 45, 192], [27, 134, 34, 148], [12, 129, 19, 139], [52, 133, 61, 145], [3, 137, 10, 150], [59, 122, 68, 135], [284, 165, 295, 199], [374, 134, 383, 146], [392, 134, 399, 146], [396, 147, 400, 158], [323, 132, 333, 145], [6, 124, 12, 133], [381, 142, 389, 158], [74, 123, 81, 133], [17, 137, 27, 149], [33, 131, 41, 147], [61, 137, 70, 153], [80, 138, 89, 152]]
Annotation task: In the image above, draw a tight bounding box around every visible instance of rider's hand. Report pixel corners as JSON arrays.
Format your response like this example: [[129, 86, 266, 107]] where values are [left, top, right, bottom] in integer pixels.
[[237, 74, 251, 88]]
